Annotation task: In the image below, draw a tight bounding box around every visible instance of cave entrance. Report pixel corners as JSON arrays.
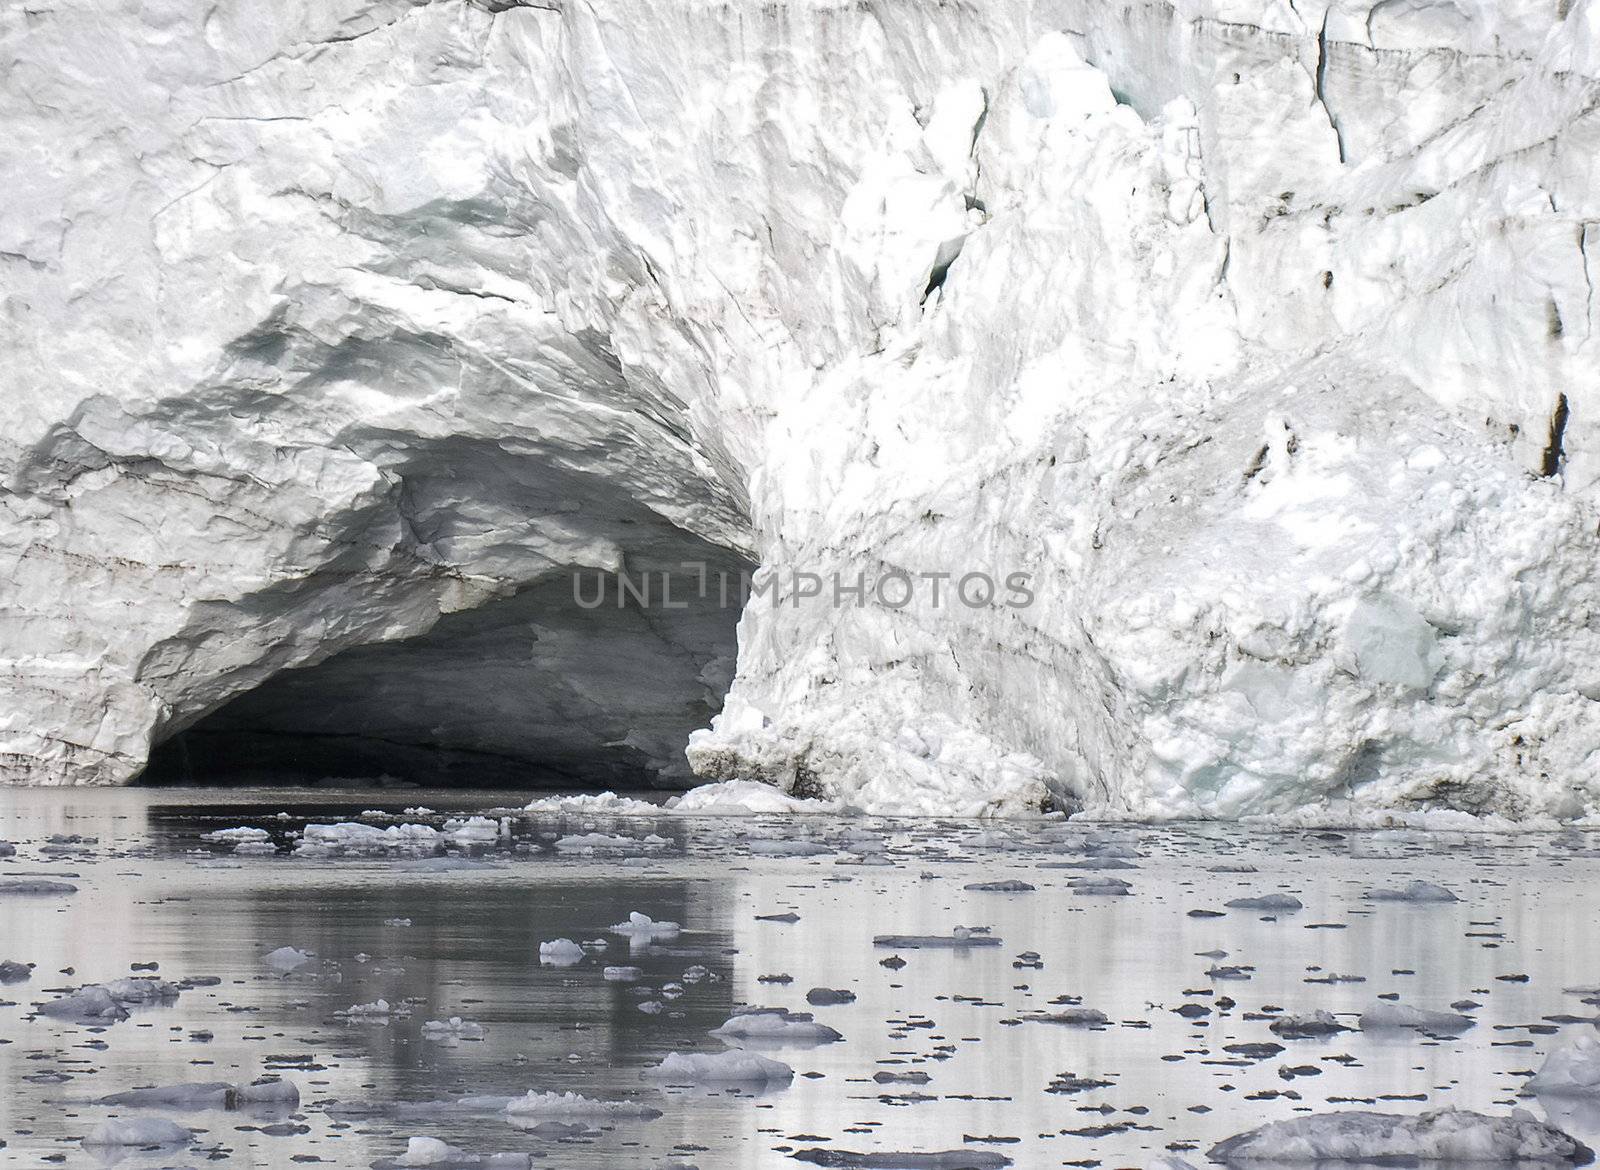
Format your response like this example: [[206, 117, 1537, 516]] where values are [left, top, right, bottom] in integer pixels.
[[137, 557, 750, 789]]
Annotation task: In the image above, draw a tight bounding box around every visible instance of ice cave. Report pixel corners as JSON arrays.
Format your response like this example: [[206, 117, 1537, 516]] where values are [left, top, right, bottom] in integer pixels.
[[7, 2, 1600, 1168]]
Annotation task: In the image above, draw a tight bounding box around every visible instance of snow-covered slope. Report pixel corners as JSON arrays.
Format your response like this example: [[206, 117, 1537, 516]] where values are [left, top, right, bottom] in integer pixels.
[[3, 0, 1599, 817]]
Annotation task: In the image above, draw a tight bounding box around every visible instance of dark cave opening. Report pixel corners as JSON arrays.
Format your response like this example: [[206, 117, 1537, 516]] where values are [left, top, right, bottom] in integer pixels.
[[138, 560, 749, 789]]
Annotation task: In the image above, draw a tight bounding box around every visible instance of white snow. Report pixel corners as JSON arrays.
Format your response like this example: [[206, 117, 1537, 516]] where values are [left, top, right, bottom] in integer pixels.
[[1208, 1107, 1590, 1163]]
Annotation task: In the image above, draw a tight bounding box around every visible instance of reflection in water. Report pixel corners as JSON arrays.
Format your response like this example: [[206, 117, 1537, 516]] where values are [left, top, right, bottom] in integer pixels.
[[0, 788, 1599, 1170]]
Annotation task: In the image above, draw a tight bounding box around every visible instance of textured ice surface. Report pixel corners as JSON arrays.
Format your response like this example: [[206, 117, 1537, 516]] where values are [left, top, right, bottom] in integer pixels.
[[1208, 1107, 1593, 1163], [645, 1050, 795, 1084], [1363, 880, 1460, 903], [5, 0, 1600, 821], [82, 1118, 192, 1147], [1529, 1033, 1600, 1098], [710, 1008, 843, 1044], [501, 1091, 662, 1120], [1359, 1002, 1476, 1032]]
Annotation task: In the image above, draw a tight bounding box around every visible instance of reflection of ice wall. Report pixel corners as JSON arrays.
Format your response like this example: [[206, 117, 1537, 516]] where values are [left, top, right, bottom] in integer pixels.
[[3, 0, 1598, 817]]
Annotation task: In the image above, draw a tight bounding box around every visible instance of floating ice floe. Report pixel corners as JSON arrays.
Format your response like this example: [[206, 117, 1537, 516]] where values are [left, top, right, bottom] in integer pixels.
[[644, 1049, 794, 1084], [1207, 1107, 1591, 1163], [0, 879, 77, 895], [791, 1150, 1012, 1168], [964, 880, 1036, 892], [1527, 1031, 1600, 1097], [554, 832, 669, 854], [98, 1078, 299, 1111], [502, 1090, 662, 1120], [82, 1118, 192, 1148], [0, 959, 32, 983], [339, 998, 406, 1019], [523, 792, 662, 815], [38, 978, 179, 1022], [808, 988, 856, 1006], [296, 822, 441, 854], [711, 1008, 843, 1044], [1070, 876, 1132, 896], [602, 966, 642, 982], [1363, 881, 1459, 903], [264, 946, 315, 974], [874, 926, 999, 949], [1270, 1010, 1350, 1039], [746, 838, 834, 857], [609, 911, 680, 941], [421, 1017, 486, 1042], [538, 939, 585, 966], [201, 826, 270, 844], [1024, 1006, 1108, 1026], [668, 780, 843, 815], [1359, 1002, 1475, 1032], [443, 817, 502, 847], [1225, 893, 1303, 912], [376, 1136, 532, 1168]]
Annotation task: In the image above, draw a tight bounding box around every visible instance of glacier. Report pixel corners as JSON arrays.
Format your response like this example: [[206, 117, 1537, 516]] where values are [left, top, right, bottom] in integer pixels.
[[2, 0, 1600, 819]]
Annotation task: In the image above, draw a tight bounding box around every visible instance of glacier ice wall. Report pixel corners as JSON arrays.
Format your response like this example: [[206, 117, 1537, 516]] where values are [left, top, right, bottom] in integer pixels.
[[3, 0, 1599, 816]]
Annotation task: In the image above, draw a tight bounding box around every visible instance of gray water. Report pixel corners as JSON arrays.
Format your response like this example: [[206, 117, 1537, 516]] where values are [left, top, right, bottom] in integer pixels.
[[2, 787, 1600, 1169]]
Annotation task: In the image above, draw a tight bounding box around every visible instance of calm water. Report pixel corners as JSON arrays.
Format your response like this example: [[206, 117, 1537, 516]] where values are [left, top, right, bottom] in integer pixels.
[[2, 787, 1599, 1169]]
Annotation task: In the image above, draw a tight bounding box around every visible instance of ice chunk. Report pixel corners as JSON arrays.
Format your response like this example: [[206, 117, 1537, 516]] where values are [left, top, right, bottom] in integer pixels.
[[339, 998, 404, 1019], [1363, 880, 1459, 903], [1359, 1002, 1475, 1032], [538, 939, 585, 966], [378, 1136, 533, 1168], [603, 966, 642, 982], [747, 838, 834, 857], [264, 946, 315, 973], [1225, 893, 1303, 912], [502, 1090, 662, 1120], [82, 1118, 192, 1147], [422, 1017, 486, 1042], [443, 816, 501, 846], [1024, 1006, 1108, 1026], [1270, 1010, 1350, 1039], [711, 1008, 843, 1044], [1208, 1107, 1590, 1163], [38, 978, 178, 1022], [1528, 1031, 1600, 1097], [201, 826, 270, 844], [524, 792, 662, 815], [964, 880, 1036, 892], [1070, 876, 1132, 896], [98, 1078, 299, 1111], [0, 959, 32, 983], [609, 912, 681, 941], [669, 780, 842, 815], [790, 1149, 1012, 1167], [0, 879, 77, 895], [645, 1049, 794, 1083], [874, 927, 999, 949], [807, 988, 857, 1006]]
